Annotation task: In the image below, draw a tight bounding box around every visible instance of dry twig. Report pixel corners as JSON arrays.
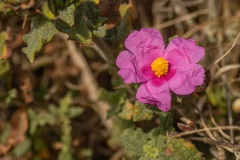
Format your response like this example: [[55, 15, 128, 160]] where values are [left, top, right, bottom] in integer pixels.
[[170, 126, 240, 138], [57, 33, 112, 133], [215, 32, 240, 64], [153, 9, 208, 30]]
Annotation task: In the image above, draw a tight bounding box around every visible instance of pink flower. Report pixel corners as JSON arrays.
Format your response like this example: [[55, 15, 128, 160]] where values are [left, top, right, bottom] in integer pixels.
[[116, 28, 205, 112]]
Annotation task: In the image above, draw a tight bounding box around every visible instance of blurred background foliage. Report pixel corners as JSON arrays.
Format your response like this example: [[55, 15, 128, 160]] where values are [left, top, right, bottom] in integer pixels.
[[0, 0, 240, 159]]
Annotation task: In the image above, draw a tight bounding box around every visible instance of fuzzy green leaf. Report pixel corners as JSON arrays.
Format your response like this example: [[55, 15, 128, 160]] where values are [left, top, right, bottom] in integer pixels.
[[83, 2, 107, 38], [84, 2, 98, 21], [122, 127, 204, 160], [132, 101, 160, 122], [58, 4, 75, 26], [93, 24, 107, 38], [69, 17, 92, 44], [165, 137, 205, 160], [22, 16, 58, 62], [42, 1, 55, 19], [141, 135, 167, 160], [158, 112, 174, 134], [122, 128, 148, 158], [122, 128, 168, 160]]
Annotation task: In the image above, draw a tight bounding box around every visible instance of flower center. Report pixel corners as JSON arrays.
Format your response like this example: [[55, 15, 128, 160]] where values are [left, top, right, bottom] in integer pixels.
[[151, 57, 169, 77]]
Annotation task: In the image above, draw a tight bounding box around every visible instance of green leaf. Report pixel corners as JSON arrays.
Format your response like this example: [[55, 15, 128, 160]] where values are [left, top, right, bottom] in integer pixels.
[[12, 138, 31, 157], [28, 109, 56, 134], [141, 134, 167, 160], [0, 60, 10, 76], [58, 4, 76, 26], [166, 137, 205, 160], [93, 24, 107, 38], [59, 92, 72, 114], [0, 32, 7, 58], [22, 15, 58, 62], [122, 127, 204, 160], [42, 1, 55, 19], [84, 2, 98, 21], [141, 129, 167, 160], [122, 128, 148, 158], [132, 101, 160, 122], [143, 145, 159, 159], [70, 16, 92, 44], [5, 88, 17, 103], [158, 112, 174, 134], [83, 2, 107, 38], [68, 106, 84, 118]]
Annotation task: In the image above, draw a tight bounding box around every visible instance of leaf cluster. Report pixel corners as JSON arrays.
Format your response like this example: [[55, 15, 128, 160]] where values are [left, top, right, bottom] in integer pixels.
[[122, 127, 205, 160], [15, 0, 107, 62]]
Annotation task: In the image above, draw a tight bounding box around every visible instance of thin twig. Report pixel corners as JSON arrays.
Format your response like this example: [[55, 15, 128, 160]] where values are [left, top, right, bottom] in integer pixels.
[[195, 106, 217, 141], [215, 32, 240, 64], [170, 126, 240, 138], [213, 64, 240, 79], [90, 42, 108, 62], [225, 83, 233, 143], [153, 9, 208, 30], [189, 137, 240, 150], [199, 114, 217, 140], [57, 33, 112, 132], [206, 94, 231, 140], [92, 37, 116, 65], [216, 35, 234, 144], [183, 14, 240, 39]]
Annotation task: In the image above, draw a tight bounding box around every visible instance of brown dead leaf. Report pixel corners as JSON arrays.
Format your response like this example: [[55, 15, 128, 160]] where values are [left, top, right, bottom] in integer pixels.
[[98, 0, 121, 29], [0, 109, 28, 155], [9, 109, 28, 145]]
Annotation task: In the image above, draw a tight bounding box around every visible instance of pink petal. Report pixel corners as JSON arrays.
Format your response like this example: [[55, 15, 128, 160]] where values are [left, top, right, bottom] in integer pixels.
[[136, 49, 161, 80], [166, 64, 204, 95], [164, 38, 205, 66], [136, 78, 171, 112], [124, 28, 165, 55], [116, 50, 146, 83]]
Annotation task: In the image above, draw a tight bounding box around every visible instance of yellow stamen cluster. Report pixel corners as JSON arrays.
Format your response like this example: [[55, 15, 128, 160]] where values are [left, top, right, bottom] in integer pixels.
[[151, 57, 169, 77]]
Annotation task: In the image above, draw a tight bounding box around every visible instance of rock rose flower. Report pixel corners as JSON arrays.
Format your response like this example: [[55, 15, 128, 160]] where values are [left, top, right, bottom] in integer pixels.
[[116, 28, 205, 112]]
